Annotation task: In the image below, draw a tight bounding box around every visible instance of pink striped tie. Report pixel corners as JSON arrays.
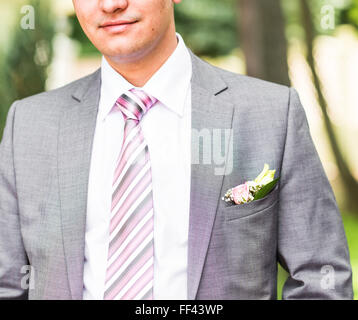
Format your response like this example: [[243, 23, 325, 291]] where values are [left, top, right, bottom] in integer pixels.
[[104, 88, 158, 300]]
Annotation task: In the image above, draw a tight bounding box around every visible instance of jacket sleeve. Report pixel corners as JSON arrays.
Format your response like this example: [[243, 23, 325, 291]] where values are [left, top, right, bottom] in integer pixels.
[[278, 88, 353, 299], [0, 101, 29, 299]]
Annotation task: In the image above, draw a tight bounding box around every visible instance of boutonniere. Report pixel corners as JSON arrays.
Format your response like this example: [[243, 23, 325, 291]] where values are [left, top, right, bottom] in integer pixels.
[[222, 164, 279, 205]]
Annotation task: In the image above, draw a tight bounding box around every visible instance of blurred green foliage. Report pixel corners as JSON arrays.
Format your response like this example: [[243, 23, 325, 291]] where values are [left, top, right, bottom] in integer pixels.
[[342, 213, 358, 299], [174, 0, 237, 56], [342, 0, 358, 27], [282, 0, 357, 42], [0, 0, 54, 141], [68, 13, 99, 57]]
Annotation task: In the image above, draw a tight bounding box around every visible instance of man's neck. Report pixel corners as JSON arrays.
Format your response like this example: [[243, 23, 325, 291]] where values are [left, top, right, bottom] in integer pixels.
[[104, 32, 179, 88]]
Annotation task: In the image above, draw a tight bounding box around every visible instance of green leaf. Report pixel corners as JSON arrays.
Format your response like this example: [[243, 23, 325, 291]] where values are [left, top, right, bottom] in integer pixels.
[[254, 177, 280, 200]]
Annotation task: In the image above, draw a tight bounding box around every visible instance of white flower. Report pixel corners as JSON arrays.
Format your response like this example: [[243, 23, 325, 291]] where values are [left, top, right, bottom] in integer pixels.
[[254, 163, 276, 186]]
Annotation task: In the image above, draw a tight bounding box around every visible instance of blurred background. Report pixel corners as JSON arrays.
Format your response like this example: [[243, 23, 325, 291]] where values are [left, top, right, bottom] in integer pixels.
[[0, 0, 357, 299]]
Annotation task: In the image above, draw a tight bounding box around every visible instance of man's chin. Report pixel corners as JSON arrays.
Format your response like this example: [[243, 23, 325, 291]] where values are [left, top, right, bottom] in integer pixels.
[[103, 46, 147, 63]]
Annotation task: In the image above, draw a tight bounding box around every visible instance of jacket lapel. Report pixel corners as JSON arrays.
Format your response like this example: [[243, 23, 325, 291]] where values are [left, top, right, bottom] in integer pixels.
[[187, 52, 234, 299], [58, 69, 101, 299]]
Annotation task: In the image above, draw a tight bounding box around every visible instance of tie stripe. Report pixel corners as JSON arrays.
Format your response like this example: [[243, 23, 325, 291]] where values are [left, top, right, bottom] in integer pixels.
[[140, 287, 153, 300], [112, 124, 145, 187], [107, 213, 153, 278], [116, 95, 142, 121], [111, 162, 151, 216], [104, 88, 157, 300], [121, 265, 154, 300], [110, 169, 152, 234], [111, 146, 148, 213], [112, 129, 144, 184], [109, 191, 153, 254], [106, 219, 153, 286], [104, 240, 153, 299]]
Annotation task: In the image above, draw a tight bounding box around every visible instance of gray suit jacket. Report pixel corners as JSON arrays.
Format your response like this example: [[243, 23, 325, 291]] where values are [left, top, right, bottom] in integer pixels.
[[0, 52, 353, 300]]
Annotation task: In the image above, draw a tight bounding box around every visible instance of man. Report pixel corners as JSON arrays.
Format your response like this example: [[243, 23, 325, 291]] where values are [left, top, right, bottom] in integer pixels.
[[0, 0, 353, 300]]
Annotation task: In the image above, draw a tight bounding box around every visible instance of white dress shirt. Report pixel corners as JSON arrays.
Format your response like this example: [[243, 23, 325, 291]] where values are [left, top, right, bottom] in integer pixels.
[[83, 33, 192, 300]]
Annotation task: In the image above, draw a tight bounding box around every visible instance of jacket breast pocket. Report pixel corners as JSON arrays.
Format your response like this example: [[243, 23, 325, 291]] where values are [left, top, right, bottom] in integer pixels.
[[222, 184, 279, 221]]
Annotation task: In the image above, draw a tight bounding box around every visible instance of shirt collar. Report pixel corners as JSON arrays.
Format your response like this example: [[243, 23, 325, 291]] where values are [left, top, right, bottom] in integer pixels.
[[99, 33, 192, 121]]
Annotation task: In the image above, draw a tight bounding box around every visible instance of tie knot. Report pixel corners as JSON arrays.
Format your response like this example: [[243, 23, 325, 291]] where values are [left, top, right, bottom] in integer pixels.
[[115, 88, 158, 123]]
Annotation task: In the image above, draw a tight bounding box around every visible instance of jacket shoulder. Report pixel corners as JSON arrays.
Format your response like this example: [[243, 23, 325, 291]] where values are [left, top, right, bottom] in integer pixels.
[[212, 64, 292, 118], [211, 64, 290, 98]]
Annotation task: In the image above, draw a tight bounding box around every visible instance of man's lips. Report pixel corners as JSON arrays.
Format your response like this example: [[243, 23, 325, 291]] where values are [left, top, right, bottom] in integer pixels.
[[100, 20, 137, 28], [99, 20, 138, 33]]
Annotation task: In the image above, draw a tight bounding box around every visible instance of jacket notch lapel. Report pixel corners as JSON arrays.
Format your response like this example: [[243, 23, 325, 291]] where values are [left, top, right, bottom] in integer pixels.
[[187, 53, 235, 299], [58, 70, 101, 299]]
